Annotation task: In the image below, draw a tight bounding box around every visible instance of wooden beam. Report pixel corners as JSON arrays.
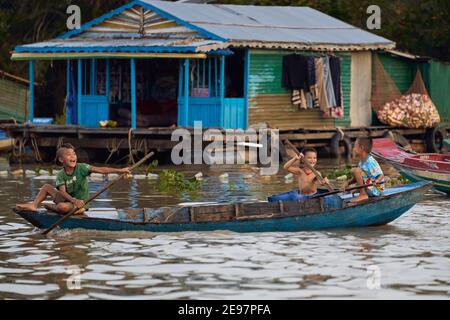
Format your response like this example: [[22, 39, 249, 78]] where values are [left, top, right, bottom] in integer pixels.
[[131, 58, 137, 129], [12, 52, 208, 60], [28, 60, 34, 123], [66, 60, 71, 125], [129, 7, 142, 16], [77, 59, 82, 125], [90, 59, 96, 95], [280, 132, 334, 140], [100, 19, 139, 29], [0, 70, 40, 86], [34, 137, 177, 150], [144, 20, 177, 29], [183, 58, 189, 126], [88, 26, 140, 33], [220, 55, 225, 128], [243, 48, 250, 129], [178, 59, 183, 98], [122, 9, 142, 21], [106, 59, 110, 105]]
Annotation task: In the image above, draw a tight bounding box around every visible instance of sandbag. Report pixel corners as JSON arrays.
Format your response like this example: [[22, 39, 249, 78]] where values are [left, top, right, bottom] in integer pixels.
[[376, 93, 440, 128]]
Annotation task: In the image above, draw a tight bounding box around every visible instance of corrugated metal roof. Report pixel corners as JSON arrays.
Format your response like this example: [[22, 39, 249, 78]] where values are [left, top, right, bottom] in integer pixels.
[[141, 0, 394, 47], [15, 38, 227, 54], [13, 0, 395, 55], [197, 25, 391, 45]]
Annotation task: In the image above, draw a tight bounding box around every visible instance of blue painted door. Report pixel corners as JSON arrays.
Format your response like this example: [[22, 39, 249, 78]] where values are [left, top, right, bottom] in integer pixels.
[[80, 59, 109, 127], [223, 98, 245, 129], [178, 97, 221, 127], [80, 95, 109, 127]]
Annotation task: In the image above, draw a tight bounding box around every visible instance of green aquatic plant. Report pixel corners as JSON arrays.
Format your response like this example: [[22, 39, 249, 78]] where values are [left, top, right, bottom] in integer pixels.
[[397, 176, 411, 184], [386, 176, 412, 187], [155, 169, 202, 194], [145, 160, 159, 176], [325, 165, 353, 180]]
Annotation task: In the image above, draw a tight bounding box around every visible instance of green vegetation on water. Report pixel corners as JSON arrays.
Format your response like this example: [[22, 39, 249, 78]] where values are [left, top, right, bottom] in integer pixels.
[[325, 165, 353, 180], [145, 160, 159, 176], [155, 169, 202, 195], [325, 166, 412, 188]]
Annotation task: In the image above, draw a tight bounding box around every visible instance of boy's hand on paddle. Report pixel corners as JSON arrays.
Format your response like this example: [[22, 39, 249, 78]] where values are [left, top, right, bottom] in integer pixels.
[[295, 153, 304, 161], [322, 177, 330, 186], [72, 199, 85, 209], [119, 167, 131, 174]]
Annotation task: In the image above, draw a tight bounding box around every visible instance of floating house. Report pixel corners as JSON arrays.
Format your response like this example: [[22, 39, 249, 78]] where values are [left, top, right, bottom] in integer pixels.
[[11, 0, 397, 131], [0, 70, 32, 123]]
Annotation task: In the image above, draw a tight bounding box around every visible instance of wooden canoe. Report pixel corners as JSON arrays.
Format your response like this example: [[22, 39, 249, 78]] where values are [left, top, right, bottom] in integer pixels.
[[372, 138, 450, 195], [14, 181, 431, 233]]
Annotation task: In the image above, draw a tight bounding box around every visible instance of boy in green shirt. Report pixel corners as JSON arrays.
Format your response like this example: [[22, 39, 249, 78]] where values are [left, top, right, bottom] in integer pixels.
[[16, 143, 130, 214]]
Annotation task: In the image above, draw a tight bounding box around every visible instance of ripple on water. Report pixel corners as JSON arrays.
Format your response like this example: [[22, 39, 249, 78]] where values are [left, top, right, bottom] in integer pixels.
[[7, 254, 56, 264], [0, 283, 60, 296]]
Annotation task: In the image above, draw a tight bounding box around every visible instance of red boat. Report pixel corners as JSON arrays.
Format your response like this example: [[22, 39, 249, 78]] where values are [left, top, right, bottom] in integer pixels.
[[372, 138, 450, 195]]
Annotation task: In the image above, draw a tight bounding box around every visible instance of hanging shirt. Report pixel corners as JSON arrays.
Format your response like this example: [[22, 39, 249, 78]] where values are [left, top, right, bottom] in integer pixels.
[[323, 56, 337, 108], [329, 56, 342, 107], [282, 54, 311, 91], [315, 57, 330, 112], [306, 57, 316, 87]]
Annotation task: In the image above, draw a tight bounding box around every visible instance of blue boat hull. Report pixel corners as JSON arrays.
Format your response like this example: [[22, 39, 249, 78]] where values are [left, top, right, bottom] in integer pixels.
[[15, 181, 431, 233]]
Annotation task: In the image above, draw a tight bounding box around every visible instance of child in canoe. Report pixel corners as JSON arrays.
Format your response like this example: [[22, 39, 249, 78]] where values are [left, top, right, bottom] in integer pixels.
[[342, 137, 385, 202], [272, 147, 330, 201], [16, 143, 131, 214]]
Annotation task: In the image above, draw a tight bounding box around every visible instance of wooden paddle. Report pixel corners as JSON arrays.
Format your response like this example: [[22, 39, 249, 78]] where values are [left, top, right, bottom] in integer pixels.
[[42, 151, 155, 235], [283, 139, 334, 192], [311, 183, 376, 199]]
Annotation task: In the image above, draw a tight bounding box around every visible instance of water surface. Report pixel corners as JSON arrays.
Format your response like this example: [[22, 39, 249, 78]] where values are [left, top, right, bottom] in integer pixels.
[[0, 158, 448, 299]]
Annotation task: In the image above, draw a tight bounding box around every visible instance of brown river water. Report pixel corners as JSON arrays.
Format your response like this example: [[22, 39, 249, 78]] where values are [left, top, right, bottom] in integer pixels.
[[0, 157, 448, 299]]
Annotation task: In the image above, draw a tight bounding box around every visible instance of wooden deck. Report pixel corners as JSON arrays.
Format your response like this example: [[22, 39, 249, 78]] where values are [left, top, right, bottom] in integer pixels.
[[0, 123, 436, 163]]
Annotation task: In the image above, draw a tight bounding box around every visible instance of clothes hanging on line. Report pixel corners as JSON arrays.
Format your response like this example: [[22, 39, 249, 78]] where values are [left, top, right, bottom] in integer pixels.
[[330, 106, 344, 118], [306, 92, 314, 109], [315, 57, 330, 112], [282, 54, 316, 91], [328, 57, 344, 119], [283, 53, 344, 118], [323, 56, 337, 110], [306, 58, 316, 87], [329, 56, 342, 110], [292, 89, 301, 106], [292, 89, 308, 110], [315, 56, 344, 119]]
